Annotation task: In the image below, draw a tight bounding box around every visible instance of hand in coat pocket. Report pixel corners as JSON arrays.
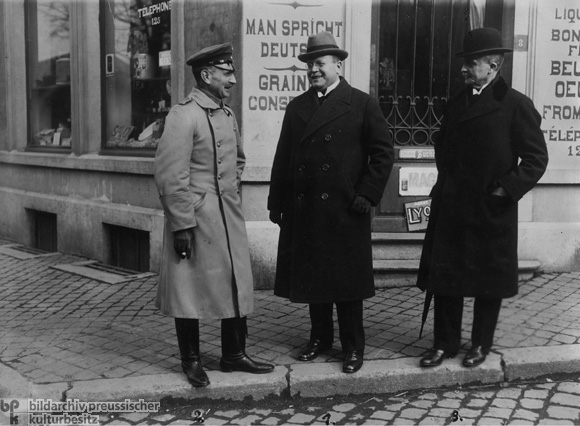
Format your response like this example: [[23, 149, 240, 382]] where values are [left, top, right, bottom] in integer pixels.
[[485, 189, 512, 216]]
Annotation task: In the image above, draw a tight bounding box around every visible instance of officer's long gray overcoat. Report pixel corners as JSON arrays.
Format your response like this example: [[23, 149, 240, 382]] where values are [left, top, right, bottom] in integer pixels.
[[154, 88, 253, 319]]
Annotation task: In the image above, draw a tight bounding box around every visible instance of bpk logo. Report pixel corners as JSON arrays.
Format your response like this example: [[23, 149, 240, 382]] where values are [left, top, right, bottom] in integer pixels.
[[0, 399, 28, 425]]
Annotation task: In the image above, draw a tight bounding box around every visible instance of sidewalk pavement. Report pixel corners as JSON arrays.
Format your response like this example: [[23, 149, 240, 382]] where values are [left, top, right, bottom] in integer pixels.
[[1, 238, 580, 404]]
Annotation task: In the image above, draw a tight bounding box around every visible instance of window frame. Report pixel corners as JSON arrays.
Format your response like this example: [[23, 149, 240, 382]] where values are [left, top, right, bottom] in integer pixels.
[[1, 0, 102, 155], [99, 0, 173, 157], [22, 0, 101, 154], [24, 0, 73, 153]]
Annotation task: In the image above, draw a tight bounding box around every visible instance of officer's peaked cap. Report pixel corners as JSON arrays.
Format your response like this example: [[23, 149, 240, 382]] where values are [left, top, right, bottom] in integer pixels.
[[186, 42, 234, 70]]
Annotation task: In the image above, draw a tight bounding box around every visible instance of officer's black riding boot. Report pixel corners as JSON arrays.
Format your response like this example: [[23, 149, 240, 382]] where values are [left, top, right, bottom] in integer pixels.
[[175, 318, 210, 387], [219, 317, 274, 374]]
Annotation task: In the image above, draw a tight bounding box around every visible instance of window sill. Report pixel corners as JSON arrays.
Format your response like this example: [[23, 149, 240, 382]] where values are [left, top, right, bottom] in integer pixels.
[[25, 146, 72, 154], [99, 148, 156, 158], [0, 150, 154, 175]]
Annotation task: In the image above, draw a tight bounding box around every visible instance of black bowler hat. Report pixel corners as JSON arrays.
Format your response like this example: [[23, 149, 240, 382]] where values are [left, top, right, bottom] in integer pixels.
[[186, 42, 235, 70], [297, 31, 348, 62], [455, 27, 512, 57]]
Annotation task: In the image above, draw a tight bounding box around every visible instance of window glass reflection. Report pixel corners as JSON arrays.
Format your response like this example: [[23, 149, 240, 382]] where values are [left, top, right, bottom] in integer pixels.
[[27, 0, 72, 148], [103, 0, 171, 150]]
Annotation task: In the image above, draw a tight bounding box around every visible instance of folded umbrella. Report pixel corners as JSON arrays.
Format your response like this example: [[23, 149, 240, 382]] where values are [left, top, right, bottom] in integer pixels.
[[419, 291, 433, 338]]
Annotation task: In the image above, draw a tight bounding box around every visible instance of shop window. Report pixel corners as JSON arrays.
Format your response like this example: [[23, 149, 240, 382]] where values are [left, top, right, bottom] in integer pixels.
[[106, 224, 150, 272], [102, 0, 171, 152], [26, 1, 72, 149]]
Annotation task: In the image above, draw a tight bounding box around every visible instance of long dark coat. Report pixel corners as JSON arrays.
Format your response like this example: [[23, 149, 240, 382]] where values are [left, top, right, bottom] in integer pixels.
[[154, 88, 254, 319], [416, 76, 548, 299], [268, 78, 394, 303]]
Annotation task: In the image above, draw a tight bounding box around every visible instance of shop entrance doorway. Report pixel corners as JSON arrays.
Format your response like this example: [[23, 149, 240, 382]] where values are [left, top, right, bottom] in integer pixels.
[[371, 0, 514, 232]]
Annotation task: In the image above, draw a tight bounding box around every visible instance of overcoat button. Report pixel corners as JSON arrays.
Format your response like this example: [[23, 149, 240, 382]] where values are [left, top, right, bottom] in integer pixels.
[[321, 193, 329, 200], [209, 112, 213, 117], [297, 193, 304, 200], [322, 164, 330, 171], [324, 134, 332, 141], [298, 165, 305, 172], [217, 142, 221, 148]]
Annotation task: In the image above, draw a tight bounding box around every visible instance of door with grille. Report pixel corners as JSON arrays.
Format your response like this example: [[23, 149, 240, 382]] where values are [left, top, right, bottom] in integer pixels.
[[371, 0, 513, 232]]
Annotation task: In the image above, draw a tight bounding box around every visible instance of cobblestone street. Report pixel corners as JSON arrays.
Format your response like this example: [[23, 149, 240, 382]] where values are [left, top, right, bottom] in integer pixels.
[[97, 376, 580, 425], [2, 242, 580, 385], [2, 239, 580, 426]]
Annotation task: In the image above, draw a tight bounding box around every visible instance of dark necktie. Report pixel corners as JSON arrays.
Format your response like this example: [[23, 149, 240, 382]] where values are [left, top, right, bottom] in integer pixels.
[[318, 95, 327, 105], [468, 91, 480, 107]]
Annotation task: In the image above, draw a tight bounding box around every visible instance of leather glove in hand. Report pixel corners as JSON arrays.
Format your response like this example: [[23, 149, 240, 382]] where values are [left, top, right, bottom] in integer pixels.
[[269, 209, 283, 225], [174, 228, 194, 260], [350, 195, 372, 214]]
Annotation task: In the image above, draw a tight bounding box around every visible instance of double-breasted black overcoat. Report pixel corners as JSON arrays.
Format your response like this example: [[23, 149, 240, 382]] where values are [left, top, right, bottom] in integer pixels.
[[416, 76, 548, 299], [268, 78, 394, 304]]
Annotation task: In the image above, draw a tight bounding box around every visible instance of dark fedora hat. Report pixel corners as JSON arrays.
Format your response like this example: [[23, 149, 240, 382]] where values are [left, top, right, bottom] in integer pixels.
[[455, 27, 512, 57], [297, 31, 348, 62]]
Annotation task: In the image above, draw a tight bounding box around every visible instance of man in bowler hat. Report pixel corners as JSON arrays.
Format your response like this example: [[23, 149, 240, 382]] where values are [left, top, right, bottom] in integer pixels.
[[268, 32, 394, 373], [154, 42, 274, 387], [417, 28, 548, 368]]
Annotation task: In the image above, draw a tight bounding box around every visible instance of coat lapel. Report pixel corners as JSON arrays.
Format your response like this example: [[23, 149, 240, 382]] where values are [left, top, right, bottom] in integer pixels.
[[444, 90, 469, 126], [454, 76, 509, 124], [296, 90, 319, 129], [456, 92, 500, 124], [298, 79, 352, 143]]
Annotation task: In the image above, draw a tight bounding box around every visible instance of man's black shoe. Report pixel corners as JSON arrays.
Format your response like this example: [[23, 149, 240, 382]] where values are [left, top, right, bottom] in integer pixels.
[[343, 351, 363, 373], [297, 339, 332, 361], [220, 317, 275, 374], [220, 353, 274, 374], [182, 359, 210, 387], [420, 349, 455, 367], [463, 346, 488, 367]]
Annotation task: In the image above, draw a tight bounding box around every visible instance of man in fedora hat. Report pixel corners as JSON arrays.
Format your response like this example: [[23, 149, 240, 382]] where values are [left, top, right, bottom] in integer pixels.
[[268, 31, 394, 373], [416, 27, 548, 368], [155, 42, 274, 387]]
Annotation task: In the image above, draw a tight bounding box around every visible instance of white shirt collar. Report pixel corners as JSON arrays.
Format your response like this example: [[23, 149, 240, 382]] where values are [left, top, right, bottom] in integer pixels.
[[318, 78, 340, 97], [472, 81, 491, 95]]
